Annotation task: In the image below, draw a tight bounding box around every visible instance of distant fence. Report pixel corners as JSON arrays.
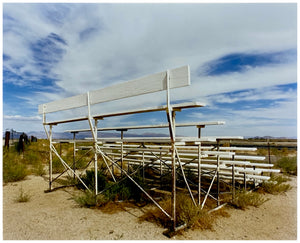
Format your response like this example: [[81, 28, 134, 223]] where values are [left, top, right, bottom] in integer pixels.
[[4, 129, 37, 151]]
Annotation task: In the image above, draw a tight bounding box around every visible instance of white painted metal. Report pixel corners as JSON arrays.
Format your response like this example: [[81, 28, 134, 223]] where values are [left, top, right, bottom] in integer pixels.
[[218, 147, 257, 151], [93, 101, 205, 119], [220, 155, 266, 161], [45, 102, 205, 126], [38, 93, 88, 114], [94, 137, 218, 143], [39, 64, 280, 229], [38, 65, 190, 114], [65, 121, 225, 133]]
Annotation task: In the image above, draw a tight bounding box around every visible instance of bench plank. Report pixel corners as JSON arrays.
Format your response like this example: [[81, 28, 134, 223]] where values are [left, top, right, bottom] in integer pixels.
[[39, 65, 190, 114], [65, 120, 224, 133], [45, 101, 205, 125]]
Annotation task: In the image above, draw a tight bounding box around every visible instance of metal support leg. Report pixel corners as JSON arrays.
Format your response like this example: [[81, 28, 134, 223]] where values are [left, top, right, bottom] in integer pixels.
[[217, 140, 220, 206], [197, 125, 205, 139], [171, 142, 176, 230], [142, 151, 145, 183], [160, 149, 162, 187], [49, 125, 53, 191], [94, 119, 98, 195], [198, 143, 201, 206], [201, 170, 218, 209], [121, 141, 124, 177], [244, 164, 247, 190], [232, 164, 235, 201], [72, 132, 77, 179]]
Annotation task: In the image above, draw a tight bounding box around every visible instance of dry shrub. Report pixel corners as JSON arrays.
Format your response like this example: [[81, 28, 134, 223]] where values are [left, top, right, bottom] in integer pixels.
[[3, 151, 29, 183], [275, 156, 297, 175], [73, 191, 109, 208], [140, 193, 216, 231], [176, 193, 213, 230], [100, 201, 135, 214], [15, 187, 31, 203], [139, 199, 171, 228], [3, 139, 50, 183], [231, 190, 268, 210], [260, 175, 292, 194], [211, 207, 230, 218]]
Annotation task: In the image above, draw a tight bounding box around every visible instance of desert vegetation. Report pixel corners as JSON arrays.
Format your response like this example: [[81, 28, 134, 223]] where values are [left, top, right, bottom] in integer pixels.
[[14, 186, 31, 203], [3, 139, 48, 183], [3, 139, 94, 183], [2, 138, 297, 235]]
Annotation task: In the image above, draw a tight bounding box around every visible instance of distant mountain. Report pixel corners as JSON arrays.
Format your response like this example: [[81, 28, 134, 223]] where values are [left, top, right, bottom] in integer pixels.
[[246, 136, 297, 140], [3, 131, 296, 140], [22, 131, 170, 140]]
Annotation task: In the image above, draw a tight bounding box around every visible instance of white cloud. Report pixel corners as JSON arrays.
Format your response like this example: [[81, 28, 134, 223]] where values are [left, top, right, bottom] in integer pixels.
[[4, 115, 42, 121], [205, 85, 297, 104], [170, 62, 297, 103], [3, 115, 44, 133], [40, 3, 297, 96], [187, 95, 297, 137], [3, 3, 297, 137]]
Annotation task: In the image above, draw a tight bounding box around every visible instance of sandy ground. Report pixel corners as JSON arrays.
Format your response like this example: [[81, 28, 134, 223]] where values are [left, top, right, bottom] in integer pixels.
[[3, 175, 297, 240]]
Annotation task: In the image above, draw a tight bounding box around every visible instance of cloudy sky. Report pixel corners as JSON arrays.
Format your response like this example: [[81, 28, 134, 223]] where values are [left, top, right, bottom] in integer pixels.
[[2, 2, 297, 138]]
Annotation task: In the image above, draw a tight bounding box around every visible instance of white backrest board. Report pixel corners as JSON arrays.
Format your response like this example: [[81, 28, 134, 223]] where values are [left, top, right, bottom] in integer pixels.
[[38, 65, 190, 114]]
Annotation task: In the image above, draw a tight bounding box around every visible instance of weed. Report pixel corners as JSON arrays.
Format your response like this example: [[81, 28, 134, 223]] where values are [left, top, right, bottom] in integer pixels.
[[73, 191, 109, 208], [15, 187, 31, 203], [32, 163, 46, 176], [121, 173, 145, 202], [52, 157, 66, 173], [275, 156, 297, 175], [3, 139, 49, 182], [231, 190, 268, 210], [260, 174, 292, 194], [140, 193, 215, 231], [104, 182, 131, 201], [79, 169, 107, 192], [3, 153, 29, 183]]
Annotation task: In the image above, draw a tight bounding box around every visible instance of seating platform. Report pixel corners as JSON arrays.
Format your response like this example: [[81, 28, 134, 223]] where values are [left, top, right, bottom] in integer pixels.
[[39, 65, 279, 230]]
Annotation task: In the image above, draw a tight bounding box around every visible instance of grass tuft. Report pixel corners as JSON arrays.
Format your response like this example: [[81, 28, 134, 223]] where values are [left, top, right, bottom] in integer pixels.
[[15, 187, 31, 203], [3, 140, 49, 183], [140, 193, 217, 231], [73, 191, 109, 208], [3, 153, 29, 183], [231, 190, 268, 210], [260, 174, 292, 194], [275, 156, 297, 175]]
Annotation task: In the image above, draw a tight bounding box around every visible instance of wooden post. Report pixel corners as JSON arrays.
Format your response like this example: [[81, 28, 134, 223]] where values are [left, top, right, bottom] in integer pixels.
[[4, 131, 10, 149]]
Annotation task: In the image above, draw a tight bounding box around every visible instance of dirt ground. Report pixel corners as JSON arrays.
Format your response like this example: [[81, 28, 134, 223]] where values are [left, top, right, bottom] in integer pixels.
[[2, 175, 297, 240]]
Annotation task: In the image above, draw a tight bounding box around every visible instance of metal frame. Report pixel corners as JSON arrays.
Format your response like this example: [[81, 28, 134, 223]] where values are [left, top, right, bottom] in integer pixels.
[[40, 65, 279, 232]]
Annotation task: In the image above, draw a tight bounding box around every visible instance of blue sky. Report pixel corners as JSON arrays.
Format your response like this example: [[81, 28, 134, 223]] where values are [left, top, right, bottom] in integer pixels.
[[2, 3, 297, 138]]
